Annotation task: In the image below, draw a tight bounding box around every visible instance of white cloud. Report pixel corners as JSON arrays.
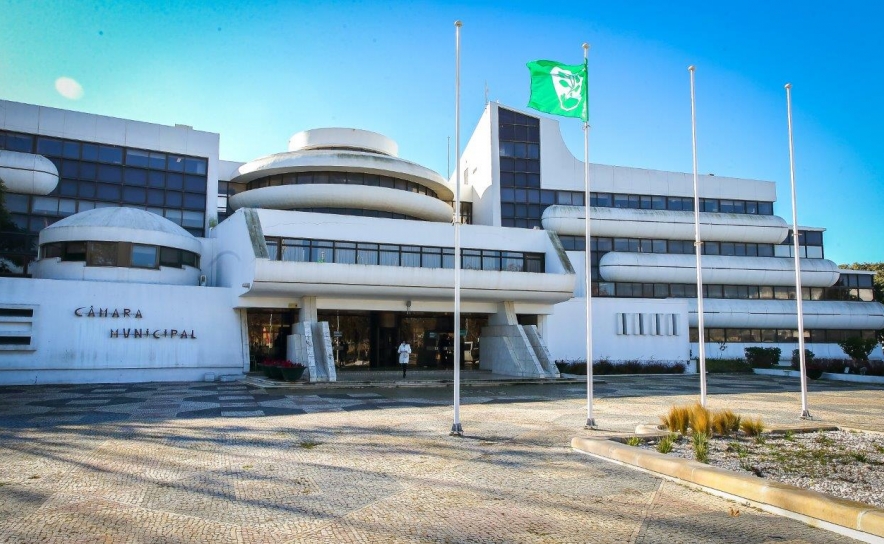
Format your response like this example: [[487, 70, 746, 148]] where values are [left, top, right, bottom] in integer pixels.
[[55, 77, 84, 100]]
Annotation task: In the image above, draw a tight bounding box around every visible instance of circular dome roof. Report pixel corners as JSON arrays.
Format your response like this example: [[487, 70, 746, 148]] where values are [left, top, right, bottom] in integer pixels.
[[40, 207, 202, 255], [47, 207, 195, 238], [288, 128, 398, 156]]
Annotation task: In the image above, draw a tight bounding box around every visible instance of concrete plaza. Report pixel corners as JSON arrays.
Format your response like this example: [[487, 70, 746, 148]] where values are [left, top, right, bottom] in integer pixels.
[[1, 373, 882, 543]]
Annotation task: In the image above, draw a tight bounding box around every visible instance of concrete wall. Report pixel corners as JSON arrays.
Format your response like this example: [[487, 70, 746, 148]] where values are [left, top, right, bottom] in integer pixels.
[[0, 277, 247, 384], [458, 105, 496, 226], [546, 297, 690, 363]]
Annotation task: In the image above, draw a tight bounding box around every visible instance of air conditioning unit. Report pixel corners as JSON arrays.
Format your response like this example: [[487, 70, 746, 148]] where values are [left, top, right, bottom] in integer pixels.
[[199, 274, 207, 286]]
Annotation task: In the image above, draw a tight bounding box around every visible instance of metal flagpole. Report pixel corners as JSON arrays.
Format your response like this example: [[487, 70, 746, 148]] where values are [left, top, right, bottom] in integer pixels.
[[785, 83, 811, 419], [451, 20, 464, 436], [583, 43, 596, 428], [688, 65, 707, 407]]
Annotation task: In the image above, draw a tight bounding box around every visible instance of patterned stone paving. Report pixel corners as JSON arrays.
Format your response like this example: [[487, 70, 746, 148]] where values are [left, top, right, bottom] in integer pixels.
[[0, 374, 881, 543]]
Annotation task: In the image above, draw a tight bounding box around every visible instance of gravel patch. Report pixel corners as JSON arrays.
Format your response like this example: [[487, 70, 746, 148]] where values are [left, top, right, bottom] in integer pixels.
[[640, 430, 884, 509]]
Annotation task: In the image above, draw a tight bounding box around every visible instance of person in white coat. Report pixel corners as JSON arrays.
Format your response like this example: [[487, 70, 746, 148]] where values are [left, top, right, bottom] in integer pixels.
[[398, 340, 412, 378]]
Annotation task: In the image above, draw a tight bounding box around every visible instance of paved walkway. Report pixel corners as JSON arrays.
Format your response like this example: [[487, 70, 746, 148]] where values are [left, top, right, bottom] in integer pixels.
[[1, 374, 881, 543]]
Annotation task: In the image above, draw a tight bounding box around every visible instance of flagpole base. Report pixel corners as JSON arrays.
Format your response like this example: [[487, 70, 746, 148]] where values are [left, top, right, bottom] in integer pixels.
[[585, 418, 597, 429], [450, 423, 463, 436], [799, 410, 812, 420]]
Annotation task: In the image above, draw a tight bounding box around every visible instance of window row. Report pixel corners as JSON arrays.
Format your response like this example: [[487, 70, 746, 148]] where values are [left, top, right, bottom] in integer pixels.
[[500, 188, 584, 206], [264, 238, 545, 273], [593, 281, 874, 302], [40, 241, 199, 269], [784, 230, 824, 247], [293, 208, 422, 221], [689, 328, 878, 344], [33, 184, 204, 210], [499, 141, 540, 160], [52, 160, 206, 193], [836, 273, 874, 288], [498, 109, 541, 143], [246, 172, 439, 199], [0, 130, 207, 174], [9, 204, 204, 234], [589, 193, 774, 215], [558, 235, 825, 261]]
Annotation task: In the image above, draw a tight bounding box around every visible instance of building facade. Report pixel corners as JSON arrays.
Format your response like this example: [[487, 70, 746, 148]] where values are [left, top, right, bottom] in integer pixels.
[[0, 99, 881, 384]]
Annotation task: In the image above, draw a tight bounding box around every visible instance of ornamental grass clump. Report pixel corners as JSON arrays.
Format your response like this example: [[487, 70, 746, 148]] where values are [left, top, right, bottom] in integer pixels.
[[656, 433, 676, 454], [692, 431, 710, 463], [689, 402, 713, 436], [740, 417, 765, 437], [712, 409, 741, 436], [661, 405, 691, 435], [625, 436, 642, 447]]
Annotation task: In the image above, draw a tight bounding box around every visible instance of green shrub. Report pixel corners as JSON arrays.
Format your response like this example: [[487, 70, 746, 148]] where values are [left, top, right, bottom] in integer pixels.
[[790, 348, 816, 369], [744, 347, 781, 368], [704, 358, 752, 373], [625, 436, 641, 447]]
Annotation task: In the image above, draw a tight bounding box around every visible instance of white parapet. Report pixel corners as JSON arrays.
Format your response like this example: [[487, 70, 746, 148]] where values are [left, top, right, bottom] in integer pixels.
[[229, 184, 453, 222], [598, 253, 841, 287], [542, 205, 789, 243], [0, 150, 59, 195], [250, 259, 575, 304]]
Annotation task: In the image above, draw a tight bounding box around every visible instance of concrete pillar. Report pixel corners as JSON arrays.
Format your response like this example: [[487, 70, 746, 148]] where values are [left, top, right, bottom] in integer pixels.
[[299, 297, 318, 322]]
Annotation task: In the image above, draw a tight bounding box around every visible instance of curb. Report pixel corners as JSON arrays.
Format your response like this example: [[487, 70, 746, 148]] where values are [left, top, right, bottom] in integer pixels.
[[571, 436, 884, 543], [242, 375, 590, 389]]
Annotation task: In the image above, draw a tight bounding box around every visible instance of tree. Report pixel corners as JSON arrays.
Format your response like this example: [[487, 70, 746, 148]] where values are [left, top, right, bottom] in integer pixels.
[[837, 337, 878, 362]]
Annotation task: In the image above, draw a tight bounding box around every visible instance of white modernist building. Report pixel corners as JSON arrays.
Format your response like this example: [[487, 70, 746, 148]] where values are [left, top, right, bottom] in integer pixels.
[[0, 98, 881, 384]]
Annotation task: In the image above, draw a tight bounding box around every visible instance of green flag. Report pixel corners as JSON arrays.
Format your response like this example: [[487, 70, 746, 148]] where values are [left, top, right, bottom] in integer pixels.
[[526, 60, 588, 121]]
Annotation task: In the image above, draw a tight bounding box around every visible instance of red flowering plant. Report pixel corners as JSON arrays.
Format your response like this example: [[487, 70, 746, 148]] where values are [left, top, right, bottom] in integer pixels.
[[263, 359, 305, 369]]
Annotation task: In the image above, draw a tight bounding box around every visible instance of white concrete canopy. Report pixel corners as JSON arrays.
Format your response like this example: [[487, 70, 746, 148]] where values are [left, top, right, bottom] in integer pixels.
[[542, 205, 789, 243], [598, 252, 841, 287]]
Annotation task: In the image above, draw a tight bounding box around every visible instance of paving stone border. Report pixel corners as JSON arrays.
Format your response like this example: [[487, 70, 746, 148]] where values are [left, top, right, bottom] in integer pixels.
[[572, 434, 884, 543]]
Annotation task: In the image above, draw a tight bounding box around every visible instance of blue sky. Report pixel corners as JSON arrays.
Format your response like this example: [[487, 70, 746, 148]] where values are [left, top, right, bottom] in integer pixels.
[[1, 0, 882, 264]]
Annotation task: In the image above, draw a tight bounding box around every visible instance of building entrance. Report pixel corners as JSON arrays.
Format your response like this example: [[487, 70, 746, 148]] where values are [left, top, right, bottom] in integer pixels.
[[245, 308, 297, 370], [319, 310, 487, 371]]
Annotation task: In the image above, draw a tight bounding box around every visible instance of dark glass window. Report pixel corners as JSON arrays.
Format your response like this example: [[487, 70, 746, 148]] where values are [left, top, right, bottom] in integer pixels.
[[36, 137, 63, 156], [98, 145, 123, 164], [124, 168, 147, 186], [87, 241, 117, 266], [160, 247, 181, 267]]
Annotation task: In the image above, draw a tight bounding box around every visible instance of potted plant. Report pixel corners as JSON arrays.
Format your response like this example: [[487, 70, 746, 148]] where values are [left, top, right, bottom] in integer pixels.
[[262, 359, 284, 380], [279, 360, 307, 381]]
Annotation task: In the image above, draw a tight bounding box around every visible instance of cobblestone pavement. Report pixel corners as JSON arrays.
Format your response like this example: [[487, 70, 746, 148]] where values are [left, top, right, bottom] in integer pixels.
[[1, 374, 880, 543]]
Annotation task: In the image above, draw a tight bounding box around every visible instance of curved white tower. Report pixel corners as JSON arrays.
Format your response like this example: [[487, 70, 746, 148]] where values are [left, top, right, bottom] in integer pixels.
[[229, 128, 454, 221], [31, 207, 202, 285]]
